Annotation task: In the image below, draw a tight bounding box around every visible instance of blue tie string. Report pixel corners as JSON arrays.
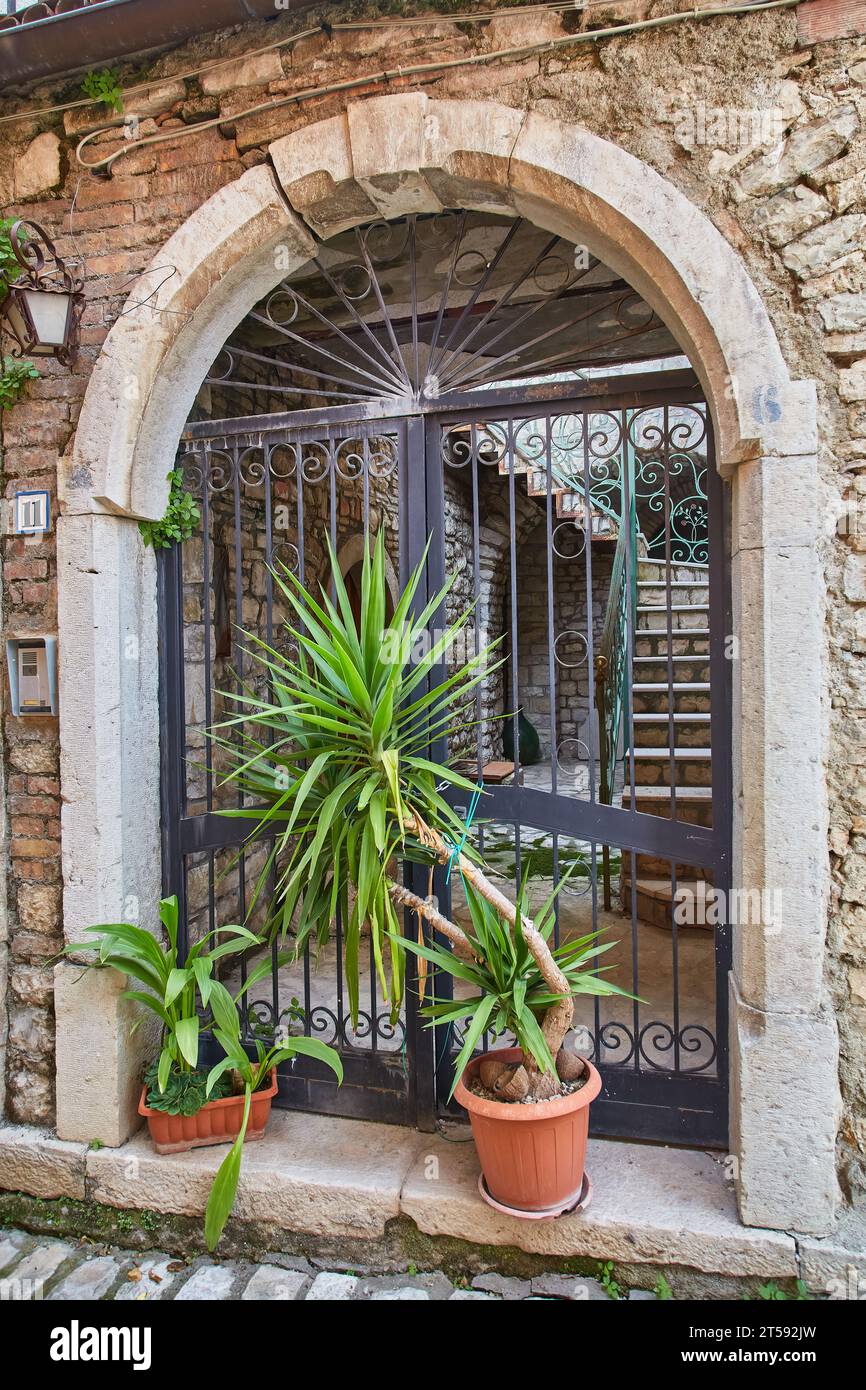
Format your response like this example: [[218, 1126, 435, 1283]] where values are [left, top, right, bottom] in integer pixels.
[[445, 782, 483, 883]]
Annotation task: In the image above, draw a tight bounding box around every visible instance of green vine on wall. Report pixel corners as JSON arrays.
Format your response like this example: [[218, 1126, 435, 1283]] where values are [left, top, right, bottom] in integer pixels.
[[81, 68, 124, 115], [0, 358, 40, 413], [139, 469, 200, 550], [0, 216, 23, 300], [0, 220, 40, 413]]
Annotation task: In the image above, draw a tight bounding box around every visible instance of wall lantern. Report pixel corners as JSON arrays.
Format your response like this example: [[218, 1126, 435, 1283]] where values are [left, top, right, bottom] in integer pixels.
[[0, 220, 83, 366]]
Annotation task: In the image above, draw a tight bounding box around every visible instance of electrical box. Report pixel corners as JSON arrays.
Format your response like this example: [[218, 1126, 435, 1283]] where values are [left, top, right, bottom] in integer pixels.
[[6, 637, 57, 716]]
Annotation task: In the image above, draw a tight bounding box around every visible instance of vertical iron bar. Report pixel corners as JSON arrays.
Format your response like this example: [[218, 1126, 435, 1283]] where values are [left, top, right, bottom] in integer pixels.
[[663, 405, 681, 1072], [544, 414, 558, 801], [622, 409, 640, 1071], [707, 413, 732, 1095], [296, 438, 313, 1038], [232, 443, 248, 995], [264, 443, 280, 1031]]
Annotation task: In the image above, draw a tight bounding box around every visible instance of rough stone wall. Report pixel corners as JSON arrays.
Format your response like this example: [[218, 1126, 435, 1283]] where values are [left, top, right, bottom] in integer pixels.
[[515, 524, 614, 767], [0, 3, 863, 1198]]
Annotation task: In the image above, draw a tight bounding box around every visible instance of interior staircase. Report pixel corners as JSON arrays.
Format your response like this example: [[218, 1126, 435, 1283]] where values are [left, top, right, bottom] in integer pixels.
[[487, 427, 620, 539], [620, 555, 714, 930]]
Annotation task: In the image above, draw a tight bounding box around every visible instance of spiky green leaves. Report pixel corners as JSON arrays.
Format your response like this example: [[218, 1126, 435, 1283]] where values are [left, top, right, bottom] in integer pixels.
[[397, 868, 637, 1097], [214, 530, 502, 1027]]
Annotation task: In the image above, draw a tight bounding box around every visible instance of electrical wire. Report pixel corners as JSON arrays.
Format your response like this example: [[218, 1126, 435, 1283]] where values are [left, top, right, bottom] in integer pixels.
[[66, 0, 802, 176], [0, 5, 631, 126], [0, 0, 801, 131]]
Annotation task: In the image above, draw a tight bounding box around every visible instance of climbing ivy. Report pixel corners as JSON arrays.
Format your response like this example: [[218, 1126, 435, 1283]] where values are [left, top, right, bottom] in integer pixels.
[[0, 357, 39, 413], [81, 68, 124, 115], [0, 216, 23, 299], [138, 469, 200, 550]]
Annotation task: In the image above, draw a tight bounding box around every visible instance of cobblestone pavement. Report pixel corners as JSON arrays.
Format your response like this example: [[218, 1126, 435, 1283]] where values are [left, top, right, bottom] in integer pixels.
[[0, 1228, 658, 1301]]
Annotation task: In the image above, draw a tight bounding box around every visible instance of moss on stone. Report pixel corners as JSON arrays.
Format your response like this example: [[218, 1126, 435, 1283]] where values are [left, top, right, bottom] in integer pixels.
[[0, 1190, 807, 1298]]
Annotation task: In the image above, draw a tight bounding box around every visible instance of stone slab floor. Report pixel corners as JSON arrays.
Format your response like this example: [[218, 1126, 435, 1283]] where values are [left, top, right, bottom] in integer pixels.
[[0, 1228, 655, 1301]]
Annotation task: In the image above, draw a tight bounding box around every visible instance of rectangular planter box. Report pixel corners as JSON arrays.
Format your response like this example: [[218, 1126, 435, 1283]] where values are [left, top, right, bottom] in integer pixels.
[[138, 1069, 278, 1154]]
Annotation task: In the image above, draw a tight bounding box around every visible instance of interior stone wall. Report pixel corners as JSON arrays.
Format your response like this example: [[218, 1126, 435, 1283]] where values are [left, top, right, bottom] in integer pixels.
[[515, 524, 615, 768], [0, 2, 863, 1206]]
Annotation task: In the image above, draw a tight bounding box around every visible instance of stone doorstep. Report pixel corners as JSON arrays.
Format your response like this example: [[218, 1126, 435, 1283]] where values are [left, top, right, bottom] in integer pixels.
[[0, 1113, 814, 1280]]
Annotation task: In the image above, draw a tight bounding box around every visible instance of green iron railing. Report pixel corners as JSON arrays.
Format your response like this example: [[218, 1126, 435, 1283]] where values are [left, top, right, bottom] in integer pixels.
[[594, 424, 638, 909]]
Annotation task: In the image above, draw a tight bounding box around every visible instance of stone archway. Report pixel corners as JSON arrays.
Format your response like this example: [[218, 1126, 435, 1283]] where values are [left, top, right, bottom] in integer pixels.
[[55, 94, 837, 1234]]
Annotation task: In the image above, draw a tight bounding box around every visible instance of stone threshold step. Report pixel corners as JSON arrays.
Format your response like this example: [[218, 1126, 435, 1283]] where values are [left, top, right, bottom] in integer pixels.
[[0, 1118, 805, 1280], [636, 604, 710, 614], [637, 629, 710, 639]]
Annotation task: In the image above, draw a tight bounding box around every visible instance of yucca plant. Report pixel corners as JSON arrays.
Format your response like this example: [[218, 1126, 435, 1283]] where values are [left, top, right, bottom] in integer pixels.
[[215, 530, 614, 1099], [213, 529, 494, 1026], [397, 868, 636, 1099]]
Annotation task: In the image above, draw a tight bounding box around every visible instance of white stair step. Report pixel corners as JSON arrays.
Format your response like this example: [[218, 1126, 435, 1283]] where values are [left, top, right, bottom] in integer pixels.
[[633, 682, 710, 692], [637, 629, 710, 639], [628, 748, 712, 759], [624, 785, 712, 800], [636, 603, 710, 614], [637, 580, 707, 590], [631, 712, 711, 722], [633, 655, 708, 665]]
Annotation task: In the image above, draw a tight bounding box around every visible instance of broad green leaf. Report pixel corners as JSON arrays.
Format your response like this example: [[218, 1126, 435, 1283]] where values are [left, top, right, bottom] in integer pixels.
[[165, 967, 191, 1008], [204, 1086, 250, 1252], [283, 1036, 344, 1082], [174, 1016, 200, 1069]]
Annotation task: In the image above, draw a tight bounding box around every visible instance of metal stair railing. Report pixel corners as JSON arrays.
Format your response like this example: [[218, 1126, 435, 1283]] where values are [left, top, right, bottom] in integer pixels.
[[594, 430, 638, 909]]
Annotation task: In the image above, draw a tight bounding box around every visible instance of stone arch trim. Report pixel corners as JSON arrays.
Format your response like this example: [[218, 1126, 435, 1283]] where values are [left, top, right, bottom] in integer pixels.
[[59, 94, 837, 1232], [67, 93, 816, 524]]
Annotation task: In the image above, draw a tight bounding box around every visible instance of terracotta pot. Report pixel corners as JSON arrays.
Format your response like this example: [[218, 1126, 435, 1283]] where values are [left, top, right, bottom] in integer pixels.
[[138, 1069, 277, 1155], [454, 1047, 602, 1214]]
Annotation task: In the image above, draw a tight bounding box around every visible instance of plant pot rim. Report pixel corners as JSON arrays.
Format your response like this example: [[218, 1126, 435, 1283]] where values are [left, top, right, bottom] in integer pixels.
[[454, 1046, 601, 1121], [137, 1067, 278, 1119]]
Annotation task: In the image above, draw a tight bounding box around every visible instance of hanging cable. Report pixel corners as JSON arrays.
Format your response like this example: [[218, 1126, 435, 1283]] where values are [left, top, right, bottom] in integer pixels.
[[0, 0, 802, 134], [66, 0, 803, 177]]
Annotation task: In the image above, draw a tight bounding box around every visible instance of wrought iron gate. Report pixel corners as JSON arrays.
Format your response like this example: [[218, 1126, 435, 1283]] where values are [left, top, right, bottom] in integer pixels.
[[159, 370, 731, 1142]]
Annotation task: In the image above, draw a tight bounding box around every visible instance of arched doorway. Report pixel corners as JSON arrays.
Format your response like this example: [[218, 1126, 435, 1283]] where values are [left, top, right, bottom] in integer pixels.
[[159, 207, 730, 1140], [58, 97, 836, 1231]]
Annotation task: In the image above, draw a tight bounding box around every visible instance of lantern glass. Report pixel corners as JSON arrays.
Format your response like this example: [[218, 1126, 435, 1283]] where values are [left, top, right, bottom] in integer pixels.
[[21, 287, 72, 350]]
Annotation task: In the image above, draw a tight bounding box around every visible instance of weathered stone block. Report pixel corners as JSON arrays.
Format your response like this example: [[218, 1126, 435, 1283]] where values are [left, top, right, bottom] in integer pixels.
[[54, 962, 157, 1148], [752, 185, 831, 246], [840, 359, 866, 401], [731, 982, 841, 1235], [782, 214, 866, 278], [0, 1123, 87, 1199], [17, 884, 62, 937], [735, 107, 859, 199], [14, 132, 61, 201], [818, 291, 866, 332]]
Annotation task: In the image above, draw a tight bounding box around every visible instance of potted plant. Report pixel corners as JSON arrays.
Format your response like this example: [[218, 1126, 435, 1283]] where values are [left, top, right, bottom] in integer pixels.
[[398, 871, 634, 1214], [62, 895, 342, 1248], [216, 530, 633, 1216]]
